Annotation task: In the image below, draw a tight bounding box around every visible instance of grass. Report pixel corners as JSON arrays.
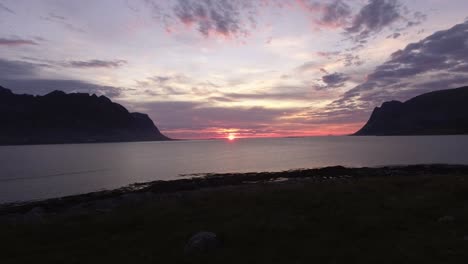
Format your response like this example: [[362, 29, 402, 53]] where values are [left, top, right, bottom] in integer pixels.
[[2, 172, 468, 263]]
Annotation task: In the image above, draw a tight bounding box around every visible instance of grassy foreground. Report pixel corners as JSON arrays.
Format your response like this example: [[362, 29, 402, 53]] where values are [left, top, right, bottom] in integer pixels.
[[2, 166, 468, 263]]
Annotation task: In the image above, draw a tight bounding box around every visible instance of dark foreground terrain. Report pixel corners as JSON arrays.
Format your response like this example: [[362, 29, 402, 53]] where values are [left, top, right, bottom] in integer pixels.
[[2, 165, 468, 263]]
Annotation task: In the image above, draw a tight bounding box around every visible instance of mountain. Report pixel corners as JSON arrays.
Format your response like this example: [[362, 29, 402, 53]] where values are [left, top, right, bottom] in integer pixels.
[[354, 86, 468, 136], [0, 86, 170, 145]]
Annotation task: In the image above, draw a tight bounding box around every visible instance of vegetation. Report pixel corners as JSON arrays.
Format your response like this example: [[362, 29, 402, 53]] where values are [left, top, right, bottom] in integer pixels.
[[3, 167, 468, 263]]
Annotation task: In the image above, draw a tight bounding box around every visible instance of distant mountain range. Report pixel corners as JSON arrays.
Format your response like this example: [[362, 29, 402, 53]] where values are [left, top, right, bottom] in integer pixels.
[[354, 86, 468, 136], [0, 86, 169, 145]]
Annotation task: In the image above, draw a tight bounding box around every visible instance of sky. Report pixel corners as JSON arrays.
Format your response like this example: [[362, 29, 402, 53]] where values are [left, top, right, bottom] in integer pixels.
[[1, 0, 468, 139]]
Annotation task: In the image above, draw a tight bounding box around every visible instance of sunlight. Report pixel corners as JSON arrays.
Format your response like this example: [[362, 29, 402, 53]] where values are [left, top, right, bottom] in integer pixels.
[[228, 133, 236, 141]]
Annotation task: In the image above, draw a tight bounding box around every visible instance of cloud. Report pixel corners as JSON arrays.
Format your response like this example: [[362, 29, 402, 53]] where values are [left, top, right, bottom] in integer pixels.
[[315, 21, 468, 122], [213, 89, 317, 102], [18, 57, 128, 70], [135, 74, 203, 97], [41, 12, 86, 33], [174, 0, 242, 37], [137, 100, 304, 131], [342, 53, 364, 67], [0, 2, 14, 14], [317, 51, 341, 59], [0, 59, 42, 79], [386, 32, 401, 39], [296, 61, 318, 73], [141, 0, 423, 42], [299, 0, 422, 43], [322, 72, 349, 88], [133, 99, 360, 138], [314, 50, 364, 67], [144, 0, 258, 38], [317, 0, 352, 28], [0, 59, 121, 97], [346, 0, 402, 41], [0, 37, 38, 46], [68, 60, 127, 68]]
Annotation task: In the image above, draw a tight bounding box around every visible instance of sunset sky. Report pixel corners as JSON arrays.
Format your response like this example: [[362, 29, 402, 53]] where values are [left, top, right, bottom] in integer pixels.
[[1, 0, 468, 139]]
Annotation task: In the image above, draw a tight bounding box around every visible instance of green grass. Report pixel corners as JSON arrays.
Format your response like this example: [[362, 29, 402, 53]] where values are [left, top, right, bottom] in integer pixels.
[[3, 174, 468, 263]]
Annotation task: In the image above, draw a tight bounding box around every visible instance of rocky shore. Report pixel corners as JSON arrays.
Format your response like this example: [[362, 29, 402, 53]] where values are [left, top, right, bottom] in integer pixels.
[[2, 164, 468, 222], [3, 164, 468, 263]]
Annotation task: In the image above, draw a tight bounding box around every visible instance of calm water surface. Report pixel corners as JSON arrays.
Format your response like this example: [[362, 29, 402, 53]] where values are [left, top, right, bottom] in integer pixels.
[[1, 136, 468, 203]]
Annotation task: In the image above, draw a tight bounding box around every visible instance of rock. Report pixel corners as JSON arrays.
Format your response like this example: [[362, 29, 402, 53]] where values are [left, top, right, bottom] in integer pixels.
[[184, 231, 220, 255], [438, 215, 455, 223], [464, 236, 468, 241]]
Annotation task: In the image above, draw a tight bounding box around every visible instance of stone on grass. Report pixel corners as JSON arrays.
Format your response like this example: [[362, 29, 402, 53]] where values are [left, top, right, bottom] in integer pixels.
[[437, 215, 455, 223], [184, 231, 220, 255]]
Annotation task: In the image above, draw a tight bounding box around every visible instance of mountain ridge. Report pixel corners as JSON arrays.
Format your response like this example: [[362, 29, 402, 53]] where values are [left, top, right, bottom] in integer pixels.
[[0, 86, 170, 145], [354, 86, 468, 136]]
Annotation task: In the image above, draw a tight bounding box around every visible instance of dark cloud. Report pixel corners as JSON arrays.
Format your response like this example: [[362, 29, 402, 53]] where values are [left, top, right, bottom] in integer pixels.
[[400, 11, 427, 30], [142, 0, 423, 41], [19, 57, 127, 69], [0, 59, 42, 79], [317, 0, 351, 28], [342, 54, 364, 67], [314, 50, 364, 67], [315, 72, 349, 90], [68, 60, 127, 68], [315, 21, 468, 123], [144, 0, 258, 38], [346, 0, 402, 41], [0, 37, 38, 46], [174, 0, 231, 36], [322, 72, 349, 86], [0, 59, 121, 97], [366, 21, 468, 81], [150, 76, 171, 84], [48, 12, 66, 20], [387, 32, 401, 39], [0, 2, 14, 14]]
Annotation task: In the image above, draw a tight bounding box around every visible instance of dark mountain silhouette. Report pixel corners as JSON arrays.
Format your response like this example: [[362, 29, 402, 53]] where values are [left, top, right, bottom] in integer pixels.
[[0, 86, 170, 145], [354, 86, 468, 136]]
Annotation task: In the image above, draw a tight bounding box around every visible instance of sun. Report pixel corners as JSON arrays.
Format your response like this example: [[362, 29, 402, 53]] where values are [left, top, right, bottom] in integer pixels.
[[227, 133, 236, 141]]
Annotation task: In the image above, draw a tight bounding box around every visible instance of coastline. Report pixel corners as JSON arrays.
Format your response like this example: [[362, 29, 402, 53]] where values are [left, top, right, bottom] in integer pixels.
[[2, 164, 468, 215], [3, 164, 468, 263]]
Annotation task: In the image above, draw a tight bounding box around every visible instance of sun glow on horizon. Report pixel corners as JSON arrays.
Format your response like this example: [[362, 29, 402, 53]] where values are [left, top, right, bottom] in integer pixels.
[[227, 133, 236, 141]]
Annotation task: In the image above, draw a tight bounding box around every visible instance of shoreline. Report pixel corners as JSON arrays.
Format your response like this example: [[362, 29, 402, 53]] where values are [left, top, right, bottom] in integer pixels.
[[2, 164, 468, 216], [3, 164, 468, 262]]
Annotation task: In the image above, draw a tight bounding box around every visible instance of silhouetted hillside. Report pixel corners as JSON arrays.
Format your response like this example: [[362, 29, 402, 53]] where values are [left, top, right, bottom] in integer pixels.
[[354, 86, 468, 136], [0, 86, 169, 145]]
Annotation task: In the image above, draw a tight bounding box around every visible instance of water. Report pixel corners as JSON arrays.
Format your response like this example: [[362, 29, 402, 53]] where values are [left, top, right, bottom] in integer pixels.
[[1, 136, 468, 203]]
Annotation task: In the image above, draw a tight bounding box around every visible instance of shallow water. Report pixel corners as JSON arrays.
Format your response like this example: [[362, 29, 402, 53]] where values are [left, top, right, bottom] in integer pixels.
[[1, 136, 468, 203]]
